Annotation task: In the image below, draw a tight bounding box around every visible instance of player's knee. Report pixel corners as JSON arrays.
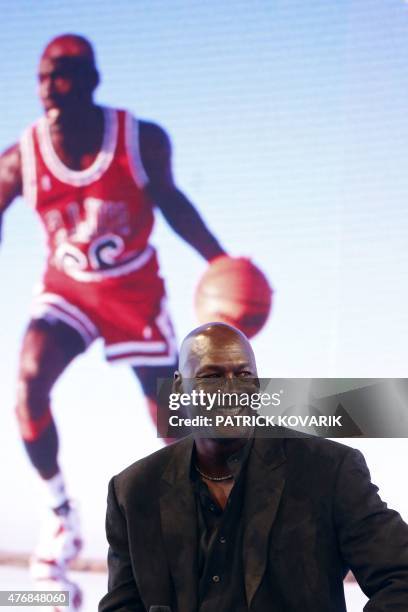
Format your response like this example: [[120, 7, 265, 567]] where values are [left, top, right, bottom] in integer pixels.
[[17, 354, 52, 410], [15, 398, 53, 442], [16, 359, 53, 441]]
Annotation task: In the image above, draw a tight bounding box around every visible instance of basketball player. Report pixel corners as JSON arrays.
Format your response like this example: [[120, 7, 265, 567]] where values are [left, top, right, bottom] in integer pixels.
[[0, 34, 226, 580]]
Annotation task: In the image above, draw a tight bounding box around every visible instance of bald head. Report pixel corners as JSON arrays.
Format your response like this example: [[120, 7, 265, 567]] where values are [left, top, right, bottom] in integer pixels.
[[178, 322, 257, 380], [173, 323, 258, 443], [38, 34, 99, 115], [42, 34, 96, 64]]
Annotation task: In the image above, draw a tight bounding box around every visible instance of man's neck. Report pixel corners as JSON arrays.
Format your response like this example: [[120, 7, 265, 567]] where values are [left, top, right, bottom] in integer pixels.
[[194, 437, 248, 477], [48, 103, 101, 138], [47, 103, 104, 163]]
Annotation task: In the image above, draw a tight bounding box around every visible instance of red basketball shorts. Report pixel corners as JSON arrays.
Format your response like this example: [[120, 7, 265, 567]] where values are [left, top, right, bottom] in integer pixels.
[[30, 250, 177, 366]]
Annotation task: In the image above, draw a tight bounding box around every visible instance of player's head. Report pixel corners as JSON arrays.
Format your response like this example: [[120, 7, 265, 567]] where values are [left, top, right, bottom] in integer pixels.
[[174, 322, 258, 441], [176, 321, 257, 383], [38, 34, 100, 115]]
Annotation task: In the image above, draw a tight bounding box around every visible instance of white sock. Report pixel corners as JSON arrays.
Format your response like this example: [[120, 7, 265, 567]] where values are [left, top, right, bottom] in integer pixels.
[[42, 472, 69, 510]]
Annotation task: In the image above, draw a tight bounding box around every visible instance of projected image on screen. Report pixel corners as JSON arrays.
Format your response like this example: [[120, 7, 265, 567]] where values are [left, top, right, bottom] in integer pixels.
[[0, 2, 407, 610]]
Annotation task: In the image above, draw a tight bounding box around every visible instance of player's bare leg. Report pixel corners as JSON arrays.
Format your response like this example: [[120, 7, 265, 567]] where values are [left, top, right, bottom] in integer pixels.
[[132, 363, 178, 444], [16, 318, 86, 578]]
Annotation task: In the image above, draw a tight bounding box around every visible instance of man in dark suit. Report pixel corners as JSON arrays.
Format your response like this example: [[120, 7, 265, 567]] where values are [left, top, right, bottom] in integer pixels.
[[99, 322, 408, 612]]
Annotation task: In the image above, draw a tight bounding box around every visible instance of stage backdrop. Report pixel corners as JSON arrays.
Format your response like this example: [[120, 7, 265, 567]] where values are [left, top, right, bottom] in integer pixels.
[[0, 0, 407, 566]]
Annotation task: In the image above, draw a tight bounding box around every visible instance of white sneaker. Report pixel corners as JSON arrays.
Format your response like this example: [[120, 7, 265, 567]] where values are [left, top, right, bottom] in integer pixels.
[[30, 504, 83, 580]]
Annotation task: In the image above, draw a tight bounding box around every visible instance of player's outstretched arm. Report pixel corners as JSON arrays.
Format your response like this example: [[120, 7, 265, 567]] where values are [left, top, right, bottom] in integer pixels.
[[0, 143, 22, 243], [139, 121, 226, 262]]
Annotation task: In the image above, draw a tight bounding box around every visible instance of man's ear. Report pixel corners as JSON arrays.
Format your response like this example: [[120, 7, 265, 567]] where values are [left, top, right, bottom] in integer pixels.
[[172, 370, 183, 394]]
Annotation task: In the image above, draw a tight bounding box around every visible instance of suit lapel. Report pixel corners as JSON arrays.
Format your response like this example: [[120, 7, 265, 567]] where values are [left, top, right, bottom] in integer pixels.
[[242, 437, 287, 608], [159, 436, 198, 612]]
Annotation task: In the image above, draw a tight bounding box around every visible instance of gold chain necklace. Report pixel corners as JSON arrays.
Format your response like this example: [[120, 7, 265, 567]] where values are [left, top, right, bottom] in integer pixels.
[[194, 463, 234, 481]]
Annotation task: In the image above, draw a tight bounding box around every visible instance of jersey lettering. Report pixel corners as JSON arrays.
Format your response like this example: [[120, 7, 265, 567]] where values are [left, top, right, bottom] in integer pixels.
[[21, 107, 154, 279]]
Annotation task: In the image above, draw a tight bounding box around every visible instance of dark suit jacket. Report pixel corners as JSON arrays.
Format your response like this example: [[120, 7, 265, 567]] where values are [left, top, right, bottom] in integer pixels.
[[99, 434, 408, 611]]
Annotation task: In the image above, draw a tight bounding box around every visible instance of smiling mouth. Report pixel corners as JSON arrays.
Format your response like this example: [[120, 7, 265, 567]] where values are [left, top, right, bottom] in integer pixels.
[[212, 406, 244, 416]]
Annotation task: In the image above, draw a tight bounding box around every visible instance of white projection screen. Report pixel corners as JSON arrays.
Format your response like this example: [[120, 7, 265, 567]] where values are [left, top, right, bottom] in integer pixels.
[[0, 2, 407, 610]]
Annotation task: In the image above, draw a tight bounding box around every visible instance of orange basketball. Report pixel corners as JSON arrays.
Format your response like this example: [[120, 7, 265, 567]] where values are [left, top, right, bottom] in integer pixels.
[[194, 256, 273, 338]]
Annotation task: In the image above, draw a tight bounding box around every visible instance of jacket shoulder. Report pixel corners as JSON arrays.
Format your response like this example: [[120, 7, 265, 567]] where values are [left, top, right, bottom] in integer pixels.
[[281, 433, 360, 487], [112, 437, 190, 502], [283, 432, 358, 465], [286, 434, 356, 457]]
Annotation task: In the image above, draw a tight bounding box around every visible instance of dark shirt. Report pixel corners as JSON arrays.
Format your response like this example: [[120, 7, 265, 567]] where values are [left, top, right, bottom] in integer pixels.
[[190, 439, 253, 612]]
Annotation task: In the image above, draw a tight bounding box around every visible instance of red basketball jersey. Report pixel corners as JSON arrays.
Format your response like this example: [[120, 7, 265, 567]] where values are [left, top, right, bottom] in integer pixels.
[[20, 107, 155, 282]]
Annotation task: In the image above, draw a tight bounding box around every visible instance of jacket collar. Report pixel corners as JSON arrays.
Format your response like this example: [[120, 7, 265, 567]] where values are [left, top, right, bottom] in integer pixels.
[[159, 434, 287, 611], [159, 436, 198, 612], [242, 436, 287, 607]]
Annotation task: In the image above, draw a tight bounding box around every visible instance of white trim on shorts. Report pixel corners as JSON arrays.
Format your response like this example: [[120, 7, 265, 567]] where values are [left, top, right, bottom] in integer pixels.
[[106, 298, 177, 366], [120, 354, 178, 366], [30, 292, 99, 348], [106, 341, 167, 357]]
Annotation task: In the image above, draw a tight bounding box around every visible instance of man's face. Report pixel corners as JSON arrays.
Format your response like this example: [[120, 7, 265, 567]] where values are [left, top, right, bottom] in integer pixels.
[[38, 55, 95, 115], [177, 330, 259, 438]]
